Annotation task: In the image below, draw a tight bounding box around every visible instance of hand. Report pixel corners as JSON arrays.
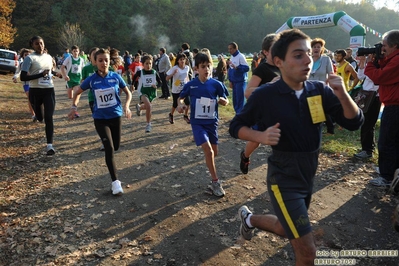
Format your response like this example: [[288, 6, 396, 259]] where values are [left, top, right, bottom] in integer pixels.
[[12, 77, 17, 83], [124, 107, 132, 119], [42, 69, 50, 76], [326, 74, 345, 95], [218, 97, 228, 106], [262, 123, 281, 146], [177, 105, 186, 113], [68, 109, 76, 120], [64, 75, 70, 81]]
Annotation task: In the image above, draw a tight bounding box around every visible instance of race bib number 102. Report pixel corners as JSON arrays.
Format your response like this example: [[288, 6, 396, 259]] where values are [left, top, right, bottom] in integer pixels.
[[94, 87, 117, 109]]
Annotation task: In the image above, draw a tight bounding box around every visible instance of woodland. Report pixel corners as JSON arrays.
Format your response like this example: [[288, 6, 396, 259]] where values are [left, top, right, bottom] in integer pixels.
[[2, 0, 399, 58]]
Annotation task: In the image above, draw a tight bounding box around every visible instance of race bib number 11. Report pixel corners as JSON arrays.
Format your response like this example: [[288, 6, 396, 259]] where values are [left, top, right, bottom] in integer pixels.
[[194, 97, 216, 119]]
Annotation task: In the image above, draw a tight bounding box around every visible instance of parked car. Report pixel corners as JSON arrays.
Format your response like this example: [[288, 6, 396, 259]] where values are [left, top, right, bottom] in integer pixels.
[[0, 48, 18, 74]]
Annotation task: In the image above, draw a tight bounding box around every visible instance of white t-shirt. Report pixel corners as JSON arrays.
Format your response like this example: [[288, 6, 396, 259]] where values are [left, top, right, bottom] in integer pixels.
[[21, 53, 54, 88], [166, 65, 190, 93]]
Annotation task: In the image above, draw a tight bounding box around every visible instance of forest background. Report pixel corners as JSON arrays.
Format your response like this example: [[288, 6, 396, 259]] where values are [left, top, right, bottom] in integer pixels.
[[2, 0, 399, 58]]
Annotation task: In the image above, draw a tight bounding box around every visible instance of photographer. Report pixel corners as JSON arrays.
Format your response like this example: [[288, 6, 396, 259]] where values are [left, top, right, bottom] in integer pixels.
[[365, 30, 399, 191]]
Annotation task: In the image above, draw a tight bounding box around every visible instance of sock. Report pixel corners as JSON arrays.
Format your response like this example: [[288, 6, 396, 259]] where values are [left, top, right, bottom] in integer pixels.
[[47, 143, 53, 149], [245, 213, 254, 228], [212, 178, 219, 183]]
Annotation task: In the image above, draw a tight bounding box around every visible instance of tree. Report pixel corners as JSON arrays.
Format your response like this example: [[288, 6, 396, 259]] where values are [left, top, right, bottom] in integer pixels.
[[58, 22, 86, 51], [0, 0, 17, 48]]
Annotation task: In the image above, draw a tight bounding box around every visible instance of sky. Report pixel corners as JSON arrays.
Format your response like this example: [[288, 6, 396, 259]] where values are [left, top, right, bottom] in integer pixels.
[[326, 0, 399, 12]]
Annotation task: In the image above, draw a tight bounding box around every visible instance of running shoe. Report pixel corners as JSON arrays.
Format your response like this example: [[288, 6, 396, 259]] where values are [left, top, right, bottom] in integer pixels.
[[238, 205, 255, 240], [183, 115, 190, 124], [145, 124, 152, 133], [354, 150, 372, 159], [369, 176, 391, 187], [388, 168, 399, 194], [169, 113, 174, 124], [32, 116, 37, 122], [208, 180, 225, 197], [46, 146, 55, 156], [111, 180, 123, 195], [240, 150, 250, 174], [136, 104, 141, 116]]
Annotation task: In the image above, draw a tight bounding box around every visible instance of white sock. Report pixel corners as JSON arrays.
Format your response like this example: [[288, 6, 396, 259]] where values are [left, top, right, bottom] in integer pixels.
[[47, 144, 53, 149], [245, 213, 254, 228]]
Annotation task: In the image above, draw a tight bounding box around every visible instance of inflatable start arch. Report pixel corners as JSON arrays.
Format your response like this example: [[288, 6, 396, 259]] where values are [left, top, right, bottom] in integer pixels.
[[276, 11, 366, 50]]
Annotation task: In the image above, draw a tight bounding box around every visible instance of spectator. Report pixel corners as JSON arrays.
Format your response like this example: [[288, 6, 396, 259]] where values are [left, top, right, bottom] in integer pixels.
[[227, 42, 250, 113], [365, 29, 399, 191], [158, 47, 172, 99]]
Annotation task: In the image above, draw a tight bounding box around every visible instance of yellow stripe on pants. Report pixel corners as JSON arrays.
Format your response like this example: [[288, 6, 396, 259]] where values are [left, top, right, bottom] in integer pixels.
[[271, 184, 300, 238]]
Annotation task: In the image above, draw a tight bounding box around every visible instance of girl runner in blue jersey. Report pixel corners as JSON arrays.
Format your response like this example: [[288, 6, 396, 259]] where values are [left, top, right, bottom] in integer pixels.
[[68, 48, 132, 195]]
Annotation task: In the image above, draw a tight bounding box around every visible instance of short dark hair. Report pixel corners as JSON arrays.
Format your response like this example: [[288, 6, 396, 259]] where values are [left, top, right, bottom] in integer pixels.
[[175, 53, 187, 66], [160, 47, 166, 53], [272, 29, 311, 61], [94, 48, 110, 60], [71, 45, 79, 51], [195, 52, 211, 67], [29, 36, 44, 48], [182, 43, 190, 50], [262, 34, 277, 52], [229, 42, 238, 50], [334, 49, 347, 57], [142, 54, 153, 63]]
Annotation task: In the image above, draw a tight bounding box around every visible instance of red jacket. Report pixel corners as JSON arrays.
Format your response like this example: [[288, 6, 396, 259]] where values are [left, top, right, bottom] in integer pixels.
[[365, 49, 399, 106]]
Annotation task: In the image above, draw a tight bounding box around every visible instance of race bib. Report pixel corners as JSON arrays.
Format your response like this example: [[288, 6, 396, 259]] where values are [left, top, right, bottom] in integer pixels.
[[194, 97, 216, 119], [94, 87, 117, 109], [307, 95, 326, 124], [142, 73, 155, 87], [38, 71, 52, 86], [71, 64, 81, 74]]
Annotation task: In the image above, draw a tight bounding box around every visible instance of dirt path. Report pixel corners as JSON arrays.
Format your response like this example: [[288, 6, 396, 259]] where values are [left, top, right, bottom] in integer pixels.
[[1, 75, 398, 265]]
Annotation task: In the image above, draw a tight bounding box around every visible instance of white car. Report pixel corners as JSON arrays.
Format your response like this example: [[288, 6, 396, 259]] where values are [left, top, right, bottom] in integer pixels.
[[0, 48, 18, 74]]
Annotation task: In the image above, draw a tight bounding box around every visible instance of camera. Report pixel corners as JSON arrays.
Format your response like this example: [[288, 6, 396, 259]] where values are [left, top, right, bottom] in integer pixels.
[[357, 42, 383, 57], [357, 42, 383, 67]]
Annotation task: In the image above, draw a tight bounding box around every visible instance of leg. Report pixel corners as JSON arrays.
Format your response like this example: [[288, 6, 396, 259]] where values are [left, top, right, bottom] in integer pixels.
[[244, 141, 260, 158], [290, 232, 316, 266], [42, 89, 56, 144], [29, 89, 43, 122], [360, 97, 381, 153], [201, 141, 218, 181], [378, 106, 399, 181], [67, 87, 73, 99], [94, 119, 117, 181], [250, 213, 287, 237], [25, 91, 35, 117], [141, 96, 152, 124]]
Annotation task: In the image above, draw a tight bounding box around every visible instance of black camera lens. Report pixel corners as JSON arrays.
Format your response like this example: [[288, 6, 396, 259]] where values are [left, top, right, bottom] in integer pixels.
[[357, 47, 376, 56]]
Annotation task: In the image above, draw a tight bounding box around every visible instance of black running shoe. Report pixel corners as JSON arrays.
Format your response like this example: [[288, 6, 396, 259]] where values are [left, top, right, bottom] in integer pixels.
[[240, 150, 250, 174]]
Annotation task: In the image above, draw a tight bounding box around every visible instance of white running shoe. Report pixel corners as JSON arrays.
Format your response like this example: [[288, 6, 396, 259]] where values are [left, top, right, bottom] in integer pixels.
[[111, 180, 123, 195]]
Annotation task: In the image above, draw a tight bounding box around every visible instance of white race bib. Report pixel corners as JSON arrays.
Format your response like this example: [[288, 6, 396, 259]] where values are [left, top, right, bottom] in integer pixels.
[[142, 73, 155, 87], [38, 71, 52, 86], [71, 64, 81, 74], [194, 97, 216, 119], [94, 87, 117, 109]]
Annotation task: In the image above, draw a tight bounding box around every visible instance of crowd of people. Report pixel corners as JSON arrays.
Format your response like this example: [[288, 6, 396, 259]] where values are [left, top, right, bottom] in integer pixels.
[[11, 28, 399, 264]]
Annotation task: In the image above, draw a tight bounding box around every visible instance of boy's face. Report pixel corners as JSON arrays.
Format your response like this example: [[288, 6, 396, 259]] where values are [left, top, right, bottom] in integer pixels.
[[72, 49, 80, 58], [135, 56, 141, 62], [32, 39, 45, 54], [197, 61, 212, 79], [274, 39, 312, 85], [143, 59, 152, 70]]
